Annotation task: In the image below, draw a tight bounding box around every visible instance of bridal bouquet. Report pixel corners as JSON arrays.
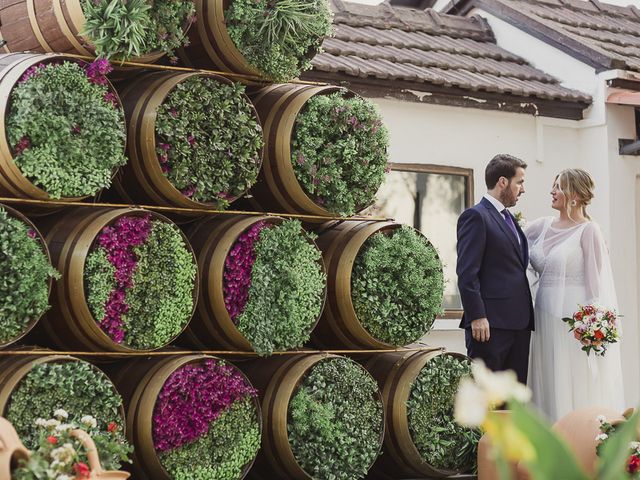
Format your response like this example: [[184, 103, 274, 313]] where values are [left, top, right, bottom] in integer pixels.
[[562, 304, 620, 356]]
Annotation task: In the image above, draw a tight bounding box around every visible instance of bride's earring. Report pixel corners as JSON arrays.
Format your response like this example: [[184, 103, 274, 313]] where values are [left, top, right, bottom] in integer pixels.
[[570, 200, 577, 207]]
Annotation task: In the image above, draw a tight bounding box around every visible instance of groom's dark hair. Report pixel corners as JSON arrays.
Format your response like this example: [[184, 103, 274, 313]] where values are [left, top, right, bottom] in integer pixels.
[[485, 154, 527, 189]]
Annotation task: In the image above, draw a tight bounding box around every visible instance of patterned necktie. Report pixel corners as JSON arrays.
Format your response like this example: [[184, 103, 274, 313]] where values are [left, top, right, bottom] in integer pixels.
[[502, 209, 520, 242]]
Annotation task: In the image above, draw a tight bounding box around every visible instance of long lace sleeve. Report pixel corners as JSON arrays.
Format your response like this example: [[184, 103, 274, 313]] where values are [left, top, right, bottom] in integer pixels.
[[523, 217, 549, 298], [581, 222, 618, 310]]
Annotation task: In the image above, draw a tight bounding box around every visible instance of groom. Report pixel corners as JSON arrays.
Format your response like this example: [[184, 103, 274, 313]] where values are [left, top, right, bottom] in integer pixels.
[[456, 154, 534, 384]]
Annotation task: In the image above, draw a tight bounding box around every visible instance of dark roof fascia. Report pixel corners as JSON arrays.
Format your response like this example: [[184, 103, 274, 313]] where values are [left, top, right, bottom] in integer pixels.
[[443, 0, 625, 73], [302, 71, 589, 120]]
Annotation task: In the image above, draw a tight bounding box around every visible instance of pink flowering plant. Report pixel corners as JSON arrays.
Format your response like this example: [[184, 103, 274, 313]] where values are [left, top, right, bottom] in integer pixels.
[[562, 304, 620, 356], [84, 214, 197, 349], [291, 91, 390, 216], [223, 219, 326, 355], [0, 205, 59, 345], [153, 359, 260, 479], [81, 0, 195, 62], [6, 59, 126, 199], [154, 76, 263, 208]]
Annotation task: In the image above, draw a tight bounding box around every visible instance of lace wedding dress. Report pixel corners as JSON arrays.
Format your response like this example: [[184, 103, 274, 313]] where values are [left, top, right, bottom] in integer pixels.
[[526, 217, 625, 421]]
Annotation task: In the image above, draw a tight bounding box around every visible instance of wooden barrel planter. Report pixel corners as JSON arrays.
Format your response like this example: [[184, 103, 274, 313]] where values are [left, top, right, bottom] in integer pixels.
[[114, 71, 263, 219], [313, 221, 444, 349], [0, 203, 56, 348], [0, 354, 127, 449], [110, 354, 261, 480], [0, 53, 125, 210], [182, 214, 326, 354], [0, 0, 186, 64], [247, 83, 389, 220], [365, 350, 477, 479], [242, 353, 385, 480], [37, 207, 199, 353], [178, 0, 331, 82]]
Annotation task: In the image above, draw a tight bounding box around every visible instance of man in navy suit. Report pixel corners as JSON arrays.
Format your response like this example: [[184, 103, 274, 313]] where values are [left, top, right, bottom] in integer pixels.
[[456, 154, 534, 384]]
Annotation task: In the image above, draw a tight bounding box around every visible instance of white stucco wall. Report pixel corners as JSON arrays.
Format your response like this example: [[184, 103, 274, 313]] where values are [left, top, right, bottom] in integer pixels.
[[367, 94, 640, 408]]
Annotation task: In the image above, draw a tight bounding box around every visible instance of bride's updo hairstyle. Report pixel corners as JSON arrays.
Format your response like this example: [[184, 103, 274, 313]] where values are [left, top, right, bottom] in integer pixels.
[[556, 168, 595, 220]]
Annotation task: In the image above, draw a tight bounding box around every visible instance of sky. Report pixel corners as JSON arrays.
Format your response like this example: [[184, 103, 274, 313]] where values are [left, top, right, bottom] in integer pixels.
[[346, 0, 640, 7]]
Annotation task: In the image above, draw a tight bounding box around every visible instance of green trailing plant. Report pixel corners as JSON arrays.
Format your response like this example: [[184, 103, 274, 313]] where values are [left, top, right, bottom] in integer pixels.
[[5, 361, 127, 450], [7, 61, 127, 198], [160, 398, 261, 480], [81, 0, 195, 61], [236, 220, 326, 356], [291, 92, 389, 216], [407, 354, 480, 472], [154, 76, 263, 207], [288, 357, 384, 480], [351, 226, 444, 346], [0, 206, 59, 344], [225, 0, 333, 82]]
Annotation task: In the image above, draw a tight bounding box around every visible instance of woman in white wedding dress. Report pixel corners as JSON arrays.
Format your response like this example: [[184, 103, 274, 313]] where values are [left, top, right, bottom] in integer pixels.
[[525, 168, 625, 421]]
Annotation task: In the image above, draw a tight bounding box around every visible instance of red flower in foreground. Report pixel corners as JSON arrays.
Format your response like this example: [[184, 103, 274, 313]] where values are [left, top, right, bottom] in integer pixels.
[[74, 462, 91, 479], [594, 330, 605, 340], [107, 421, 118, 433], [627, 454, 640, 474], [46, 435, 57, 445]]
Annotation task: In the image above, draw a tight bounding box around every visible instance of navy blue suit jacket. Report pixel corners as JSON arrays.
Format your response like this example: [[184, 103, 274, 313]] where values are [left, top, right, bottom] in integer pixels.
[[456, 197, 534, 331]]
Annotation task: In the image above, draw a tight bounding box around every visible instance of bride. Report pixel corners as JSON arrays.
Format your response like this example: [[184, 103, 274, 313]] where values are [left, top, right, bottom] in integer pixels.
[[525, 168, 624, 421]]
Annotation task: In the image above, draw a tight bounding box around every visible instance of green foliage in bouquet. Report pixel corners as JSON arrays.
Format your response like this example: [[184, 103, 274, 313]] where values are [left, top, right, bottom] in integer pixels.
[[288, 357, 384, 480], [160, 398, 261, 480], [5, 361, 127, 450], [6, 61, 127, 198], [0, 207, 59, 344], [225, 0, 333, 82], [81, 0, 195, 61], [351, 226, 444, 346], [12, 410, 132, 479], [237, 220, 325, 356], [407, 354, 480, 471], [291, 92, 389, 216], [154, 76, 263, 207]]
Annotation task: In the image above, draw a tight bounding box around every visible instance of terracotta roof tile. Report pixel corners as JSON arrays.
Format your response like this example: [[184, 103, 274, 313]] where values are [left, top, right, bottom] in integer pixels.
[[444, 0, 640, 72], [307, 0, 591, 105]]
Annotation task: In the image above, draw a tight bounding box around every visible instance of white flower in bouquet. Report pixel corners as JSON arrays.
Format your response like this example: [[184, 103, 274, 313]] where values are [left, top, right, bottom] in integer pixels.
[[80, 415, 97, 429], [53, 409, 68, 420]]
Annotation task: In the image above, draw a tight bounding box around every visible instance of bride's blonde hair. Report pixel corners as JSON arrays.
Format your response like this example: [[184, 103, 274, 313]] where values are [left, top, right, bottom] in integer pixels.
[[555, 168, 595, 220]]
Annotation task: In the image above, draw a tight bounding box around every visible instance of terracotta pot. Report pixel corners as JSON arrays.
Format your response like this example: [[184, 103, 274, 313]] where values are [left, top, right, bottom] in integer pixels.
[[552, 406, 626, 477]]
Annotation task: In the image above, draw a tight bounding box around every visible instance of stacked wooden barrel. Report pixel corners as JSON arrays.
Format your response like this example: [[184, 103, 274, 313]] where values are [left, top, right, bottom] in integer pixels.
[[0, 1, 475, 479]]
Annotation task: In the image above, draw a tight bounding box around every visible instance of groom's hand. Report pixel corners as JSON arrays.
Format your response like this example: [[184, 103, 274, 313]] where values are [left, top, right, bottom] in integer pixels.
[[471, 318, 490, 342]]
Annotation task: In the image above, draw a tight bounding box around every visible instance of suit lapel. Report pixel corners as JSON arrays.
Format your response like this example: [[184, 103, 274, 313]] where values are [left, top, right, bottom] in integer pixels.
[[481, 199, 525, 265]]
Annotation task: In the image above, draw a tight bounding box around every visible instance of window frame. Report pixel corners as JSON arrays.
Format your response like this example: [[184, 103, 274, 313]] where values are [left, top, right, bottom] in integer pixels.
[[388, 162, 474, 320]]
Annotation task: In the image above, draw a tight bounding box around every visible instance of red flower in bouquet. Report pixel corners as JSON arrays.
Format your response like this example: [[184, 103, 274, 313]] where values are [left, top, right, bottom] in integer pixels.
[[562, 304, 620, 356]]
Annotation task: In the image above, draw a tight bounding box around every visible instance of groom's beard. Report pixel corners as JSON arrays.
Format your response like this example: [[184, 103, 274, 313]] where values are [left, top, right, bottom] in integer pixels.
[[499, 190, 517, 208]]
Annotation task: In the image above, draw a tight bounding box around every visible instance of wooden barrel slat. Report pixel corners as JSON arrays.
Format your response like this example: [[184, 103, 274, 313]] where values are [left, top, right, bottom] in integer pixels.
[[114, 70, 263, 219], [110, 355, 261, 480], [35, 207, 198, 353], [182, 215, 326, 352], [366, 350, 472, 478]]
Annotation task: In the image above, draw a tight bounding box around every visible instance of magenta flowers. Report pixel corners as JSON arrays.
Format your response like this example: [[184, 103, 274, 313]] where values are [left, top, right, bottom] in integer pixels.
[[223, 221, 271, 322], [95, 215, 152, 342], [152, 359, 257, 452]]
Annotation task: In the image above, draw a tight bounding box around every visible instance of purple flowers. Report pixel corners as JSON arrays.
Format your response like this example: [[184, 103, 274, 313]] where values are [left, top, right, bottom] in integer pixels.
[[13, 136, 31, 155], [94, 215, 152, 342], [85, 58, 112, 86], [18, 63, 47, 84], [152, 359, 257, 452], [223, 221, 271, 322]]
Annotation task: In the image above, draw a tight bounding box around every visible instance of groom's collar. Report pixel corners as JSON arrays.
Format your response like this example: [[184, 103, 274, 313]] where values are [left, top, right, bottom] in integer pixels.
[[483, 193, 506, 213]]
